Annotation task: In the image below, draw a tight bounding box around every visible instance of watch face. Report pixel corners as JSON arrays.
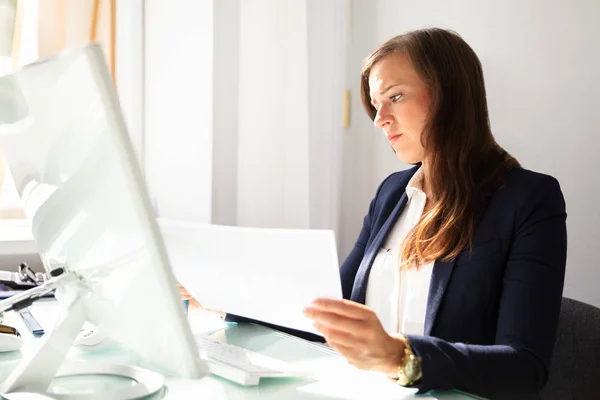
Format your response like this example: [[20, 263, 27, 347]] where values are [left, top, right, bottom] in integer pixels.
[[405, 357, 422, 381]]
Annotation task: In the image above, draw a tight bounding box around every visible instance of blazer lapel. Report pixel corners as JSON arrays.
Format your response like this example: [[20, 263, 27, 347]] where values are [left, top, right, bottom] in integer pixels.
[[350, 192, 409, 304], [424, 193, 492, 336], [424, 257, 457, 336]]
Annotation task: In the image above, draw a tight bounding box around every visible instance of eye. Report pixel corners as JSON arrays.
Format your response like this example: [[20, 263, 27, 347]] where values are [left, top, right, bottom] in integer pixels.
[[390, 93, 403, 103]]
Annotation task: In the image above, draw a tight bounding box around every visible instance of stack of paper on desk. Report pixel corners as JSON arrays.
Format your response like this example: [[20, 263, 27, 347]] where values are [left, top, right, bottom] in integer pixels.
[[157, 218, 343, 334]]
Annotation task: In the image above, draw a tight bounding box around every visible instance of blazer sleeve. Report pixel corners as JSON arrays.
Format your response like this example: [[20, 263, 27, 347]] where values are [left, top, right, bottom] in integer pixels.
[[405, 176, 567, 399]]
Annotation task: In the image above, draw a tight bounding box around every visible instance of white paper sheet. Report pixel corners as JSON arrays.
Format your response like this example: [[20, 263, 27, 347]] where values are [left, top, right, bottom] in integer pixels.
[[157, 218, 343, 335]]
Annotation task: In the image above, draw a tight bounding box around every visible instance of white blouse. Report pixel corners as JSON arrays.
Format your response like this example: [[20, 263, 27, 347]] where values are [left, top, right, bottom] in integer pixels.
[[365, 167, 434, 336]]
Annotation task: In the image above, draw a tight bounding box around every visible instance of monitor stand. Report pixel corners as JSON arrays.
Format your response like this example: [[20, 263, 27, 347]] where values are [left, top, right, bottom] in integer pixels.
[[0, 273, 165, 399]]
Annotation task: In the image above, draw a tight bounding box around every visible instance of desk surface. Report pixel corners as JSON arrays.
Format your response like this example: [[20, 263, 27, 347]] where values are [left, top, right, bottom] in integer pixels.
[[1, 300, 475, 400]]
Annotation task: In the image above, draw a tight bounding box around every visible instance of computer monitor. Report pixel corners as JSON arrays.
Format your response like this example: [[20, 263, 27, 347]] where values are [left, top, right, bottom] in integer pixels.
[[0, 43, 208, 395]]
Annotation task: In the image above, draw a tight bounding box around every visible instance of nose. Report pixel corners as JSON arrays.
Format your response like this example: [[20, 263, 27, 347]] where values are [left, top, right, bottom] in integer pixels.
[[373, 105, 393, 128]]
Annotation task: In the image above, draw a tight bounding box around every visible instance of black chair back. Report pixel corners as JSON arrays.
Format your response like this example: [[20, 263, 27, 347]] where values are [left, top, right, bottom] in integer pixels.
[[541, 297, 600, 400]]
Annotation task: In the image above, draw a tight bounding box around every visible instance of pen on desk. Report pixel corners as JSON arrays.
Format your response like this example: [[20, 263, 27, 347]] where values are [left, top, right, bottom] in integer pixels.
[[18, 308, 44, 336], [0, 290, 55, 300]]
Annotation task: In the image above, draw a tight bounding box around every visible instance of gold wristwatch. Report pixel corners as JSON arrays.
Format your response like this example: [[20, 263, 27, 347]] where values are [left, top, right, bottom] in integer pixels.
[[395, 334, 422, 386]]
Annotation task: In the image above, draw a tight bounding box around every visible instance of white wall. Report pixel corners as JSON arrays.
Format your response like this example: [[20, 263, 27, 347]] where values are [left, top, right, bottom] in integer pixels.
[[115, 0, 144, 163], [211, 0, 239, 226], [144, 0, 214, 223], [234, 0, 350, 233], [142, 0, 347, 236], [236, 0, 311, 229], [306, 0, 350, 235], [344, 0, 600, 307], [338, 0, 389, 260]]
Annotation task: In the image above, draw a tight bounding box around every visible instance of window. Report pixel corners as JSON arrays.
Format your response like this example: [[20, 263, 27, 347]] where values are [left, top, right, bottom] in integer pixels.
[[0, 0, 115, 223], [0, 153, 24, 219], [0, 0, 32, 220]]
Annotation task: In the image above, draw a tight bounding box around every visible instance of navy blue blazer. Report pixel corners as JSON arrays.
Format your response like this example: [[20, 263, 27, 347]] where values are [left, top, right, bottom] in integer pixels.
[[228, 165, 567, 399], [342, 165, 567, 398]]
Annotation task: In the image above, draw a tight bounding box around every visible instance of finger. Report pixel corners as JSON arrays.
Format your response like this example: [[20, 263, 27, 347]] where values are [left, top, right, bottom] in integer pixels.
[[187, 301, 226, 318], [305, 308, 365, 333], [326, 341, 364, 368], [310, 298, 372, 319], [313, 321, 357, 347], [203, 308, 226, 318], [178, 284, 191, 297], [329, 341, 355, 357], [188, 297, 202, 309], [178, 284, 207, 312]]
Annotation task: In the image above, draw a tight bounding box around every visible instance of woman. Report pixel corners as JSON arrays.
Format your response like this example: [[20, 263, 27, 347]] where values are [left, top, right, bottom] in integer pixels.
[[303, 28, 567, 399]]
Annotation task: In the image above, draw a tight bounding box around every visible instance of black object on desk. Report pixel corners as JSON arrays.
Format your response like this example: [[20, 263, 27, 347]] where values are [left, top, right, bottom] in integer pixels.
[[0, 263, 46, 290]]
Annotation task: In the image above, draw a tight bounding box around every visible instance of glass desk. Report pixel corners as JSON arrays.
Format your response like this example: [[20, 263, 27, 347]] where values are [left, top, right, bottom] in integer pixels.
[[0, 299, 476, 399]]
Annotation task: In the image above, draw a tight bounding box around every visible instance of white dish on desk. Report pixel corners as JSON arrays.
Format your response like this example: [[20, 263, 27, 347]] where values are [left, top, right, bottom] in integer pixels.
[[0, 332, 24, 352], [74, 327, 107, 347]]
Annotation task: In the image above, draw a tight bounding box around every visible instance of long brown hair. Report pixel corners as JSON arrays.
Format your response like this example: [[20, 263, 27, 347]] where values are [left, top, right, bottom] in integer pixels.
[[360, 28, 519, 268]]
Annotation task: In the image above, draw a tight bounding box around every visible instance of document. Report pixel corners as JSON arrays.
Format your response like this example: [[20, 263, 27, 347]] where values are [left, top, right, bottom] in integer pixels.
[[157, 218, 343, 334]]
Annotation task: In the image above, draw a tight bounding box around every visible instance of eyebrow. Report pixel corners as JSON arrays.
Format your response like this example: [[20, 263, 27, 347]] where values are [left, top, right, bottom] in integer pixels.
[[370, 83, 404, 105]]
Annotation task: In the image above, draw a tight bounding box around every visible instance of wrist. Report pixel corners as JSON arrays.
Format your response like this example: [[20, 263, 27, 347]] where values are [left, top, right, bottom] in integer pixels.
[[393, 334, 422, 386], [384, 335, 406, 377]]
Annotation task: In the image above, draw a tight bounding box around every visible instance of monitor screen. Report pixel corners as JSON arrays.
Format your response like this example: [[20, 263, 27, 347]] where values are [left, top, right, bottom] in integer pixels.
[[0, 43, 207, 380]]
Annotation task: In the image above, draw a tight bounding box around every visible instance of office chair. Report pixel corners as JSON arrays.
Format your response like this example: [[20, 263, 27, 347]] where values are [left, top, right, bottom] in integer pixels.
[[541, 297, 600, 400]]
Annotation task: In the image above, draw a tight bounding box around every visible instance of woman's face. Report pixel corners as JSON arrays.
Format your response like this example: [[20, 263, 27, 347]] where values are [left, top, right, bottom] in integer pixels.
[[368, 52, 431, 164]]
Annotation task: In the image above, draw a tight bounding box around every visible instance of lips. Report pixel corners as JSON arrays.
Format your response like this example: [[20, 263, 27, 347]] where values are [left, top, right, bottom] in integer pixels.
[[387, 133, 403, 143]]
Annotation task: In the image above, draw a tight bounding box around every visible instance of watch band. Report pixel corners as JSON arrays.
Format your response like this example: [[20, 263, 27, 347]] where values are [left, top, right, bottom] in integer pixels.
[[395, 334, 422, 386]]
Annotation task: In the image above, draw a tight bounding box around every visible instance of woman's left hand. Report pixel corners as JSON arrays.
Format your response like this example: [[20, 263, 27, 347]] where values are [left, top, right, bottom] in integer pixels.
[[304, 298, 405, 376]]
